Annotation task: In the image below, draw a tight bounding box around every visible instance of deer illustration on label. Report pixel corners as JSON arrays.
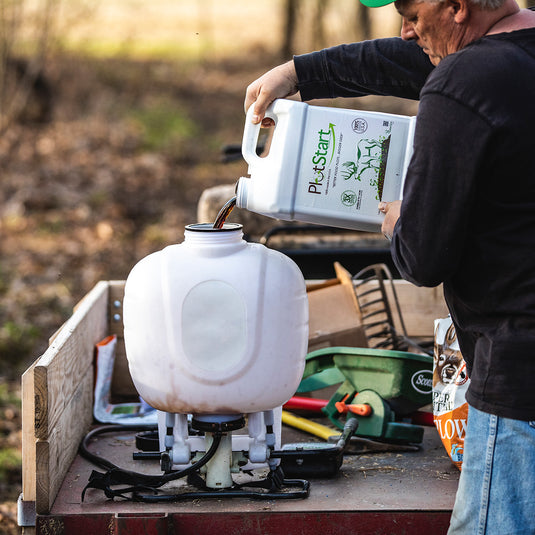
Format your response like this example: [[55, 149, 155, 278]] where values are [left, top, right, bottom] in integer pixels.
[[433, 316, 469, 471]]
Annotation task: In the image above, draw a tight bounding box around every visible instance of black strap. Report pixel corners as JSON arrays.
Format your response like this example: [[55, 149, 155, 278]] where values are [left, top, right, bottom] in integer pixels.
[[80, 425, 222, 501], [80, 425, 310, 503], [131, 466, 310, 503]]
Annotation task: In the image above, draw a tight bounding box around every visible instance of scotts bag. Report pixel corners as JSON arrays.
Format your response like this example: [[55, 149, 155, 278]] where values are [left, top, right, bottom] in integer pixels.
[[433, 316, 469, 470]]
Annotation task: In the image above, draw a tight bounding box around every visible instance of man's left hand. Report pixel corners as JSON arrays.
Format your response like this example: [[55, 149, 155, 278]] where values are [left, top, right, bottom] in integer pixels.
[[379, 200, 401, 241]]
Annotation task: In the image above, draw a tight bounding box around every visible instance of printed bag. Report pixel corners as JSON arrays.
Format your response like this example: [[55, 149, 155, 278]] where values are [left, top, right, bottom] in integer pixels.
[[433, 316, 469, 470]]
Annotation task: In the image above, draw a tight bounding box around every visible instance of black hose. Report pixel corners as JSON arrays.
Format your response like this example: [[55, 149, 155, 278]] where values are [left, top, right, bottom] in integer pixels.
[[80, 424, 222, 489], [80, 424, 310, 502]]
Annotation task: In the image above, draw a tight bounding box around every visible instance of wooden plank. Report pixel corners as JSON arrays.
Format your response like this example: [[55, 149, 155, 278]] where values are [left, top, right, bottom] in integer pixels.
[[29, 281, 109, 515], [21, 364, 37, 504], [108, 280, 126, 338], [107, 281, 138, 398], [35, 368, 94, 514], [34, 281, 109, 440]]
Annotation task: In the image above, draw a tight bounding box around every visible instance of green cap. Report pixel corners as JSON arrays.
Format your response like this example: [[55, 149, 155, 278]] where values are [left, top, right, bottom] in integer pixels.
[[359, 0, 396, 6]]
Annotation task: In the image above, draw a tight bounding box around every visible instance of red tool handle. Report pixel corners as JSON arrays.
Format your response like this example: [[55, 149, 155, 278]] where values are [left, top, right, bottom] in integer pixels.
[[410, 410, 435, 426], [283, 396, 328, 412]]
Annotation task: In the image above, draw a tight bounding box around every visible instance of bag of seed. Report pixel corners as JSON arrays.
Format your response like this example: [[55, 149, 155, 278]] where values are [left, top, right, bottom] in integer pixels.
[[433, 316, 469, 470]]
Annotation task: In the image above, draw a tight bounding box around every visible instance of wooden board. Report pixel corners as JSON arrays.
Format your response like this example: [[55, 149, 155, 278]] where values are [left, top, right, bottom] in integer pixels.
[[22, 281, 110, 516], [21, 364, 37, 505], [108, 280, 126, 339], [107, 281, 138, 399], [33, 281, 108, 440], [35, 369, 94, 514]]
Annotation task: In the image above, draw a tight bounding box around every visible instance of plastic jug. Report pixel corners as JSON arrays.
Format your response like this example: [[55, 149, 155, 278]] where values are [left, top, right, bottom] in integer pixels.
[[237, 99, 416, 232], [122, 223, 309, 416]]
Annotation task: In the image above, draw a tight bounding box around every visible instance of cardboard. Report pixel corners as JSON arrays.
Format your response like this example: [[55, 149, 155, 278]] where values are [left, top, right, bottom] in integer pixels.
[[307, 262, 368, 352]]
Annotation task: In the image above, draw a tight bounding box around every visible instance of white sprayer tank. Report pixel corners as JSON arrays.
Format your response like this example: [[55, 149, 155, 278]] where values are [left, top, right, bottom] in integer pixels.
[[123, 223, 309, 416]]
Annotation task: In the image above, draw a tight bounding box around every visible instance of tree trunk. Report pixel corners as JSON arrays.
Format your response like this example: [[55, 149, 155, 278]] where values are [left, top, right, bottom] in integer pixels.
[[356, 2, 372, 41], [311, 0, 330, 50], [281, 0, 300, 59]]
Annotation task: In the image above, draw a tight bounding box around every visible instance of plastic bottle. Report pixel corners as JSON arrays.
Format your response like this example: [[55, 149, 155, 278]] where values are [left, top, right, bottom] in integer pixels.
[[237, 99, 416, 232], [122, 223, 309, 416]]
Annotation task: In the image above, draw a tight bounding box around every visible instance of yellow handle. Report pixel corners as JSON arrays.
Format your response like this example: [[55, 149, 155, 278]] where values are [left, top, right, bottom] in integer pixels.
[[281, 410, 337, 441]]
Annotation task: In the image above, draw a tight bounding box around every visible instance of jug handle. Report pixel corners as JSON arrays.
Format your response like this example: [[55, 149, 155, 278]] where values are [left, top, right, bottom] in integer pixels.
[[242, 105, 276, 165]]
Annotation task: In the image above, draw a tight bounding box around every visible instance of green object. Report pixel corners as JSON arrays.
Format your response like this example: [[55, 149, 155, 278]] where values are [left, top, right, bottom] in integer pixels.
[[296, 366, 345, 393], [299, 347, 433, 443], [359, 0, 396, 8], [331, 347, 432, 415]]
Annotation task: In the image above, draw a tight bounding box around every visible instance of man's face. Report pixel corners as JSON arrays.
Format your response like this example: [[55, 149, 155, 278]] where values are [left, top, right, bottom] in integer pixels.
[[395, 0, 465, 65]]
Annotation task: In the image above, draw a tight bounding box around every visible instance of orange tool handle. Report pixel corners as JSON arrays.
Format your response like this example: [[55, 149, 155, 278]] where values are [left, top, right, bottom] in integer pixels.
[[334, 394, 372, 417], [347, 403, 372, 416]]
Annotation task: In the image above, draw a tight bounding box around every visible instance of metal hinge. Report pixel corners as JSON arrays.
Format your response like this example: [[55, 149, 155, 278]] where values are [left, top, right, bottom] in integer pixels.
[[17, 494, 36, 527]]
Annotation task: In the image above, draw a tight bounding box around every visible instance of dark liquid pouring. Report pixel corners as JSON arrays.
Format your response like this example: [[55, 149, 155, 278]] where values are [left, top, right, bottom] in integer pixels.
[[213, 196, 237, 229]]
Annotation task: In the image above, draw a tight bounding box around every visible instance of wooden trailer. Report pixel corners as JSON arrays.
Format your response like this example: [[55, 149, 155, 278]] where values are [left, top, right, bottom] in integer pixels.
[[19, 274, 459, 534]]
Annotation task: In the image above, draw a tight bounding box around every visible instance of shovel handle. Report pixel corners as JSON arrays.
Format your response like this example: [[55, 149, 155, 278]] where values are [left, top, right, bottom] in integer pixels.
[[281, 410, 335, 441]]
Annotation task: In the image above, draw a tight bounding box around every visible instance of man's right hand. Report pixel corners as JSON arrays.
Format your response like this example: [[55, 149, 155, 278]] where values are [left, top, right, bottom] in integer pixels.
[[244, 60, 299, 126]]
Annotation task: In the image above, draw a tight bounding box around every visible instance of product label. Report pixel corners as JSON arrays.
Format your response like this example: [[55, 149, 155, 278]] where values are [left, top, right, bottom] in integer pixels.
[[294, 107, 413, 228], [433, 316, 470, 471], [411, 369, 433, 395]]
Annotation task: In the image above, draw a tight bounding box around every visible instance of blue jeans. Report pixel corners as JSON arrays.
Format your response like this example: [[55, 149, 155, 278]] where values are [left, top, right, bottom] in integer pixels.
[[448, 406, 535, 535]]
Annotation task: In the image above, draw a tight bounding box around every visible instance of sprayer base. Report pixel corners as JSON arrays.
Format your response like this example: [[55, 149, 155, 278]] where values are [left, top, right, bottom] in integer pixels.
[[191, 415, 245, 433]]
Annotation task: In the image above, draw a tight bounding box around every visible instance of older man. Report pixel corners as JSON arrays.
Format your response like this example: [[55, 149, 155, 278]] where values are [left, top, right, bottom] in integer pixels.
[[245, 0, 535, 533]]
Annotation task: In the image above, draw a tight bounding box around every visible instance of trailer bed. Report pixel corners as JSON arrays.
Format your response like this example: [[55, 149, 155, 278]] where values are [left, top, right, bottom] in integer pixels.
[[21, 278, 456, 534], [40, 424, 458, 534]]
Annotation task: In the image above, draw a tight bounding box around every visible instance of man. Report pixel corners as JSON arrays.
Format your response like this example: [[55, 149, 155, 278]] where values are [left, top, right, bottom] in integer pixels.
[[244, 0, 535, 533]]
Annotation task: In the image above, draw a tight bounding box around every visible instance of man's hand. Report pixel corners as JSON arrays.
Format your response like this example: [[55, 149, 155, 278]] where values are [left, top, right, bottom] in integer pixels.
[[244, 61, 299, 126], [379, 200, 401, 241]]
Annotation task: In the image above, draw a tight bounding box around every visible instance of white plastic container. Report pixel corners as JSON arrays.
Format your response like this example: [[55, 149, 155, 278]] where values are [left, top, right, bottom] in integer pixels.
[[237, 99, 416, 232], [122, 223, 309, 416]]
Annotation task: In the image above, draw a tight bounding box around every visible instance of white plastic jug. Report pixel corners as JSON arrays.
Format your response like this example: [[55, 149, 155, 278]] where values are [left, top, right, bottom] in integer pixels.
[[122, 223, 308, 416], [237, 99, 416, 232]]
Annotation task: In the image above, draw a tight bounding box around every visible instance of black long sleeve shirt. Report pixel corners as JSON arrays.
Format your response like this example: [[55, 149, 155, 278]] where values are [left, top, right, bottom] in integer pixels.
[[294, 29, 535, 420]]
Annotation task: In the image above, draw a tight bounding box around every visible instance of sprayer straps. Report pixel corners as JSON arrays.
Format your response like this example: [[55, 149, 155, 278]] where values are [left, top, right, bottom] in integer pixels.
[[82, 469, 162, 501], [130, 467, 310, 502], [80, 424, 223, 502], [82, 466, 310, 503], [80, 425, 310, 503]]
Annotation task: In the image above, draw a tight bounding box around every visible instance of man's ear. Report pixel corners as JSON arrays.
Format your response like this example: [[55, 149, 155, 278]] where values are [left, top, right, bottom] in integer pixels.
[[448, 0, 471, 23]]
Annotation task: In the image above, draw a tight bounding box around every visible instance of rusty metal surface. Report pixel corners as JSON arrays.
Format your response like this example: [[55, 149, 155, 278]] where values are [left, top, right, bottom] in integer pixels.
[[39, 511, 453, 535]]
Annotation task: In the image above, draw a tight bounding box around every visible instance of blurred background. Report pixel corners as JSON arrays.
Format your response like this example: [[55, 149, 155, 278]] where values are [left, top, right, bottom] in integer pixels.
[[0, 1, 532, 531]]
